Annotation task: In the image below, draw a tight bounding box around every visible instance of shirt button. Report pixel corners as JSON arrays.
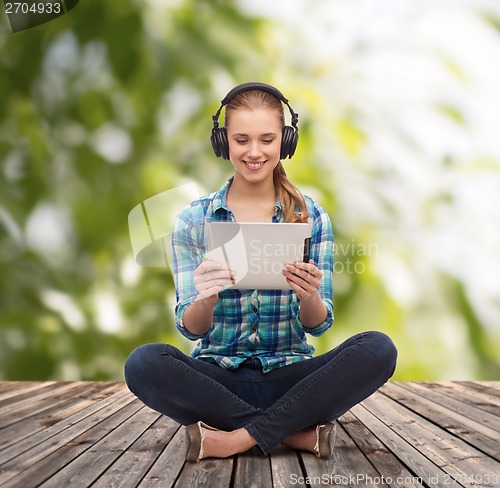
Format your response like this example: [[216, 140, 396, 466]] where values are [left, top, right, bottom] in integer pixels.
[[252, 306, 258, 312]]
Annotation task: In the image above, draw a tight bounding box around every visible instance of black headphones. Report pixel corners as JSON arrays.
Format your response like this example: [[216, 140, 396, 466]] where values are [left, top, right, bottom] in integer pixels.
[[210, 82, 299, 160]]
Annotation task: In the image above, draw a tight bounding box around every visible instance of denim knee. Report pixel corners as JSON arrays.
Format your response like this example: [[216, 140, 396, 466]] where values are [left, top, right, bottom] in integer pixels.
[[365, 331, 398, 380], [124, 342, 166, 394]]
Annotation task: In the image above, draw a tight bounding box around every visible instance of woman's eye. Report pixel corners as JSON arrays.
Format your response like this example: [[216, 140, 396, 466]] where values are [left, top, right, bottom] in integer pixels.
[[262, 139, 273, 144], [237, 139, 248, 144]]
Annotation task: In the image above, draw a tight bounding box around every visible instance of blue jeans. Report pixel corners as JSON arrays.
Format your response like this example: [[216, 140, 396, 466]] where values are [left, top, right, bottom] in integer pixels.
[[124, 331, 397, 455]]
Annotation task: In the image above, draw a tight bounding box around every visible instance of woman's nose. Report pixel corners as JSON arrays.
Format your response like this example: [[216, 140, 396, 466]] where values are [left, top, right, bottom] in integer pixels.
[[247, 142, 262, 158]]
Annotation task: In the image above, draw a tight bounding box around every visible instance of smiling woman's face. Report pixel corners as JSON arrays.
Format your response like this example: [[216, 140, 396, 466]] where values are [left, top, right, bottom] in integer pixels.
[[226, 108, 282, 185]]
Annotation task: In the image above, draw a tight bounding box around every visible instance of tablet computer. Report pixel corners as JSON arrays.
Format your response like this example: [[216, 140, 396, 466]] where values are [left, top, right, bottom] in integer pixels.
[[206, 222, 312, 290]]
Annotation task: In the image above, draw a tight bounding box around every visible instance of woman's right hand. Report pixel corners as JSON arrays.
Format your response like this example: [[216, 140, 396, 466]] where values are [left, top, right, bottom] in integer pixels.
[[193, 259, 235, 305]]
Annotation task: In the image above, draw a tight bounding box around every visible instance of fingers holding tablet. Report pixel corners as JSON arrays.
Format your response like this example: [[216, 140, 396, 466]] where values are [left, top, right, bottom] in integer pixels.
[[194, 259, 235, 301], [282, 259, 322, 294]]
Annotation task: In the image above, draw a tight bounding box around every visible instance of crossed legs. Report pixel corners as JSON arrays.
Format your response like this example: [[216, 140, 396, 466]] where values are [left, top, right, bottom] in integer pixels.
[[124, 331, 397, 458]]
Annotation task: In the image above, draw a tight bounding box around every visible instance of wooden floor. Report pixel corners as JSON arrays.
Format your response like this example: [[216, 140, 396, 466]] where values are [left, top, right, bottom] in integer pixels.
[[0, 382, 498, 488]]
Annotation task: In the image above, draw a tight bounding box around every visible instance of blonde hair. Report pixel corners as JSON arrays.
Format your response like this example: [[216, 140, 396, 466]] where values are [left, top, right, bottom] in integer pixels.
[[224, 89, 308, 223]]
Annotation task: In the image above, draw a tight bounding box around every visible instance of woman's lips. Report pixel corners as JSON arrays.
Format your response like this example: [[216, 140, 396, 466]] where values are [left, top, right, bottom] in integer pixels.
[[244, 161, 266, 170]]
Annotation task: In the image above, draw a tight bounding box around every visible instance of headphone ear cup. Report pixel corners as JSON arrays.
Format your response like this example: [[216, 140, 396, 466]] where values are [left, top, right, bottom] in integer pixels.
[[281, 125, 298, 159], [211, 127, 230, 160]]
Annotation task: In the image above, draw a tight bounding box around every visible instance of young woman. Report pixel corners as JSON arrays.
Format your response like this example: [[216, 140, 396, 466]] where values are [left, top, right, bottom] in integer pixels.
[[125, 82, 397, 462]]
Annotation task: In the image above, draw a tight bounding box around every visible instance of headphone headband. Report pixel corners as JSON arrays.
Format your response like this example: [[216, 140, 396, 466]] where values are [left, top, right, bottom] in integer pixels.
[[211, 82, 299, 160], [221, 81, 289, 106]]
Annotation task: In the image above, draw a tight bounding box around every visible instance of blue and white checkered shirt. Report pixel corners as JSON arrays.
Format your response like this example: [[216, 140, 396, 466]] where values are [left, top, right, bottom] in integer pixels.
[[172, 177, 334, 373]]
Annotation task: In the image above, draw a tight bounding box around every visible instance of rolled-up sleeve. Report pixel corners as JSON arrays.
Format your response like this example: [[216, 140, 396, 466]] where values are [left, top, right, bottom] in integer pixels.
[[171, 206, 208, 340], [302, 198, 334, 337]]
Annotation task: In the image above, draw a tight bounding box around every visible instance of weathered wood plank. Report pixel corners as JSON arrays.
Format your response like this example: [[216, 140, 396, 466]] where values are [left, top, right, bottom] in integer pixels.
[[269, 444, 304, 488], [339, 411, 426, 488], [92, 415, 179, 488], [0, 390, 137, 486], [416, 381, 500, 416], [135, 424, 185, 488], [0, 381, 86, 428], [0, 382, 498, 488], [0, 382, 51, 402], [0, 382, 122, 451], [350, 401, 457, 488], [0, 384, 128, 466], [361, 392, 499, 487], [5, 399, 144, 488], [39, 406, 161, 488], [458, 381, 500, 398], [0, 381, 60, 411], [476, 382, 500, 391], [381, 382, 500, 460], [395, 382, 500, 433], [173, 457, 234, 488], [301, 421, 387, 488], [232, 447, 272, 488]]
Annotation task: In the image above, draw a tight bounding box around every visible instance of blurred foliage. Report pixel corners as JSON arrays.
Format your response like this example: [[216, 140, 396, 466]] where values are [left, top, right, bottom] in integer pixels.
[[1, 0, 499, 381]]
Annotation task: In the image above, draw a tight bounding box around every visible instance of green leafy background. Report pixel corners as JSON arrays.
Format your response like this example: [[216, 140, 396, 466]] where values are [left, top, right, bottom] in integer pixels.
[[1, 0, 499, 381]]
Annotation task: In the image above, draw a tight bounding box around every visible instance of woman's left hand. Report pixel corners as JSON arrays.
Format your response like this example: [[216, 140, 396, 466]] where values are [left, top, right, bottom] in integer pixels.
[[282, 259, 322, 302]]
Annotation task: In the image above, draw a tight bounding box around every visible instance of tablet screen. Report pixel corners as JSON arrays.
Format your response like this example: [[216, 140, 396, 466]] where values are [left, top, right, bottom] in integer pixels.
[[206, 222, 312, 290]]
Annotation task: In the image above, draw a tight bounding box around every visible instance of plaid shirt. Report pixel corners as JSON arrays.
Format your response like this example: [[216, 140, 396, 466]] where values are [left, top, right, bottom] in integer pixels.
[[172, 177, 334, 373]]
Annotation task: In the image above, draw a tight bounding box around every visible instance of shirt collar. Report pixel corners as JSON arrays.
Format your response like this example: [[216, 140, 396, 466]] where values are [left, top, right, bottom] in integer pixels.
[[212, 176, 282, 218], [212, 177, 233, 214]]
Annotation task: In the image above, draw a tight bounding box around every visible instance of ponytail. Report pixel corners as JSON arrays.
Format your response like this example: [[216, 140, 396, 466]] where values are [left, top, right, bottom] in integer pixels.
[[273, 162, 308, 223]]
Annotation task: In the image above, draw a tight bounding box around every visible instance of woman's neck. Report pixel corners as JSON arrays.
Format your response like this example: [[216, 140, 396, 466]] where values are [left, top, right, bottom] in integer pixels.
[[227, 174, 277, 222], [228, 173, 276, 203]]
